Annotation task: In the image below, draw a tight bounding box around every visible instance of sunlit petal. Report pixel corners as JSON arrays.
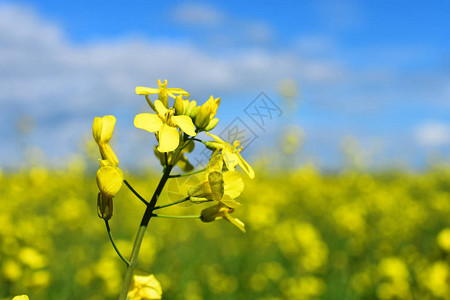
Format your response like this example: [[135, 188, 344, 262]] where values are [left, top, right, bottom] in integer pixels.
[[223, 171, 244, 198], [158, 124, 179, 152], [134, 113, 163, 133], [154, 100, 168, 116], [172, 115, 197, 136], [136, 86, 160, 95]]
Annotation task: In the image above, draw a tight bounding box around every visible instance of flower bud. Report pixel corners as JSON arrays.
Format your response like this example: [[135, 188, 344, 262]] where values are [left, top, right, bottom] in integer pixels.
[[204, 118, 219, 131], [190, 106, 201, 119], [195, 104, 211, 129], [96, 160, 123, 198], [200, 204, 223, 222], [174, 96, 184, 115], [184, 100, 197, 116], [97, 192, 113, 220]]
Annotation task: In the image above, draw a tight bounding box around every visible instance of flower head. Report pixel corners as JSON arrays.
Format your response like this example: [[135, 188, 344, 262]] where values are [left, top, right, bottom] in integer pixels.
[[188, 153, 243, 208], [205, 133, 255, 179], [136, 80, 189, 108], [201, 203, 246, 233], [128, 274, 162, 300], [134, 100, 196, 152]]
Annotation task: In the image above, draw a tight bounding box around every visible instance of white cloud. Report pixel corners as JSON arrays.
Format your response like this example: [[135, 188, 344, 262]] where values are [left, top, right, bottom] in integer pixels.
[[415, 121, 450, 147], [172, 3, 224, 26], [0, 3, 346, 167]]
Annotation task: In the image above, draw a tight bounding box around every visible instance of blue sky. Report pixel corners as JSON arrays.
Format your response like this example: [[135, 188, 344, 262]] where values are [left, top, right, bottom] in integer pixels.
[[0, 0, 449, 170]]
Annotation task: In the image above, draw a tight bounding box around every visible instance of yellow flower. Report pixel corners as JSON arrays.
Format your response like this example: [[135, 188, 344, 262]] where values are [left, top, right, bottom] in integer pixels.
[[134, 100, 196, 152], [201, 203, 246, 233], [205, 132, 255, 179], [136, 79, 189, 108], [93, 115, 119, 166], [128, 274, 162, 300], [188, 153, 243, 208], [12, 296, 29, 300]]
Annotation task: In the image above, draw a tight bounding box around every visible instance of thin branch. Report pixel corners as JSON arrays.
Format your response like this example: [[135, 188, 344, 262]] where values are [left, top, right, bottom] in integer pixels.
[[105, 221, 130, 266], [123, 180, 148, 205], [153, 197, 190, 210]]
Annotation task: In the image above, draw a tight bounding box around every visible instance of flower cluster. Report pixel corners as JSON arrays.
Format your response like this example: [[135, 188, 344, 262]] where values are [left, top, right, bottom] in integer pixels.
[[91, 79, 255, 299]]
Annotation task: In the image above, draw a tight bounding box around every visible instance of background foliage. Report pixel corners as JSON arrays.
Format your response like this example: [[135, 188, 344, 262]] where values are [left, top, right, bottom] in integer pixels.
[[1, 154, 449, 299]]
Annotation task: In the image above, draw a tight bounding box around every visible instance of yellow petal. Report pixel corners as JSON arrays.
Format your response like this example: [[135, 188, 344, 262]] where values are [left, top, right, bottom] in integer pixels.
[[167, 88, 190, 97], [12, 296, 29, 300], [154, 100, 168, 116], [223, 149, 238, 171], [206, 153, 223, 177], [92, 117, 102, 143], [134, 113, 163, 133], [223, 171, 244, 198], [188, 181, 211, 198], [99, 143, 119, 166], [158, 124, 179, 152], [208, 171, 224, 202], [220, 194, 241, 208], [136, 86, 160, 95], [223, 214, 246, 233], [96, 163, 123, 197], [206, 132, 226, 144], [172, 115, 196, 136], [93, 115, 116, 144], [237, 153, 255, 179], [128, 274, 162, 300]]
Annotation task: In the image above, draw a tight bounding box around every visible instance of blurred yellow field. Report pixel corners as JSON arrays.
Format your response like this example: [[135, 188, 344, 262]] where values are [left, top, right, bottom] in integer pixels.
[[1, 161, 449, 299]]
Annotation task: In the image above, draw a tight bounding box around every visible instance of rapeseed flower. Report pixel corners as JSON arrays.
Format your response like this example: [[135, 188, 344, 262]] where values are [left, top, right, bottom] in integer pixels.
[[134, 100, 196, 152], [128, 274, 162, 300], [205, 133, 255, 179], [188, 153, 243, 208], [136, 79, 189, 108]]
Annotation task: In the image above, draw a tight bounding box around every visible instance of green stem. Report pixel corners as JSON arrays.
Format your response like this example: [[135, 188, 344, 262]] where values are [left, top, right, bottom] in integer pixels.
[[152, 213, 200, 219], [124, 180, 148, 205], [105, 221, 130, 266], [153, 197, 190, 210], [193, 138, 207, 144], [168, 168, 206, 178], [118, 164, 174, 300]]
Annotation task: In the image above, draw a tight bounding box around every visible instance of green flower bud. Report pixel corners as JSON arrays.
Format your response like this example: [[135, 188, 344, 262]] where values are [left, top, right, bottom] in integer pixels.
[[204, 118, 219, 131], [195, 104, 211, 129], [190, 106, 201, 119], [97, 192, 113, 220], [184, 100, 197, 116], [174, 96, 184, 115]]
